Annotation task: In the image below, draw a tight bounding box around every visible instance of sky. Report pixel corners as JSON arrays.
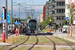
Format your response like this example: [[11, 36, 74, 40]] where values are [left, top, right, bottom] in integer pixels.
[[0, 0, 48, 19]]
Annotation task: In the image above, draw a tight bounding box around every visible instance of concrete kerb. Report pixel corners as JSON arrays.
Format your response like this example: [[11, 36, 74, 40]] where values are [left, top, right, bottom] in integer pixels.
[[0, 42, 12, 45], [57, 36, 75, 43], [53, 33, 75, 43]]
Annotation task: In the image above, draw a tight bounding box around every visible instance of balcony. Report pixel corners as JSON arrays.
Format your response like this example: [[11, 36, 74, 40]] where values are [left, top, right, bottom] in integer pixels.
[[53, 13, 65, 16], [55, 6, 65, 9], [55, 0, 65, 2], [54, 20, 64, 24]]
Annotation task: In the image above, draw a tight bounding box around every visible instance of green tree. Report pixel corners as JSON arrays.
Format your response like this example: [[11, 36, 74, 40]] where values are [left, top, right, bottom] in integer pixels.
[[49, 14, 54, 23], [40, 14, 54, 27], [67, 2, 75, 37], [27, 16, 31, 19]]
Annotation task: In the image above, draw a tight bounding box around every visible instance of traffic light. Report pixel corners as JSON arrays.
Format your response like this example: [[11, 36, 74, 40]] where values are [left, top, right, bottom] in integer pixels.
[[4, 9, 7, 19]]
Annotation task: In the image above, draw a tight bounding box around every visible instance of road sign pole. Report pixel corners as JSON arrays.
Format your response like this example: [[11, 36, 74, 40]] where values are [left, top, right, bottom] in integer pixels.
[[11, 0, 13, 34], [5, 0, 8, 39], [2, 7, 5, 42]]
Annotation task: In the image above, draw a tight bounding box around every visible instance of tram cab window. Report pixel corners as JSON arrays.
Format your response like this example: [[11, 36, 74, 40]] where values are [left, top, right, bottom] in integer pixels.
[[29, 22, 36, 30]]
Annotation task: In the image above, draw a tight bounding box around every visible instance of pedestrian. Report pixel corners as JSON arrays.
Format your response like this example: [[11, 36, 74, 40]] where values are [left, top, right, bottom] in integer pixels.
[[60, 27, 62, 32], [20, 26, 22, 34], [22, 26, 27, 34], [58, 27, 60, 32], [13, 26, 16, 34]]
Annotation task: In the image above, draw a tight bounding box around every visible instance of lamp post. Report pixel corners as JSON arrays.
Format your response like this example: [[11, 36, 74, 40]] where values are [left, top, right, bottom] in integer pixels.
[[30, 9, 35, 19], [49, 19, 52, 32]]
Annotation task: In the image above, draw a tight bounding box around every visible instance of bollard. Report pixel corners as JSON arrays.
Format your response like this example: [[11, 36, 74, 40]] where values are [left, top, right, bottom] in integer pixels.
[[3, 32, 5, 43], [15, 30, 17, 36], [50, 29, 51, 32], [18, 30, 19, 35], [3, 23, 5, 43]]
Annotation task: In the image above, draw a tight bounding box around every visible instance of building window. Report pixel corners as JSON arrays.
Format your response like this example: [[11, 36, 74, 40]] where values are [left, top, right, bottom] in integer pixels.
[[57, 16, 58, 20], [54, 16, 57, 20], [55, 9, 57, 13], [55, 2, 57, 6], [56, 2, 65, 6], [62, 9, 65, 13], [52, 11, 55, 14], [59, 9, 61, 13], [59, 16, 62, 20], [56, 9, 65, 13], [59, 2, 61, 6], [62, 16, 65, 20]]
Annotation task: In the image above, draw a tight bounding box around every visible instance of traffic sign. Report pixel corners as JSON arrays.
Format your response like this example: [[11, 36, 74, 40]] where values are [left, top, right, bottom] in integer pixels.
[[2, 13, 4, 23], [66, 17, 69, 20], [47, 25, 50, 27], [7, 13, 10, 23], [3, 20, 6, 23], [1, 13, 10, 23]]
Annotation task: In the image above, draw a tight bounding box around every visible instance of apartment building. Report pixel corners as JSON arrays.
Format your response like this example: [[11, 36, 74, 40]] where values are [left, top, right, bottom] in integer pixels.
[[46, 0, 65, 25]]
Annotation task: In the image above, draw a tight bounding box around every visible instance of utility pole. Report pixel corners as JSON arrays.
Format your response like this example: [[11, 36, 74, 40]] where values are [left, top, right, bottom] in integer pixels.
[[5, 0, 8, 39], [19, 4, 20, 20], [11, 0, 13, 34]]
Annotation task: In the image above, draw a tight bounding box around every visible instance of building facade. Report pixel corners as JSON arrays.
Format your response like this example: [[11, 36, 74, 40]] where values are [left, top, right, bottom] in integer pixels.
[[43, 4, 46, 20], [46, 0, 65, 25]]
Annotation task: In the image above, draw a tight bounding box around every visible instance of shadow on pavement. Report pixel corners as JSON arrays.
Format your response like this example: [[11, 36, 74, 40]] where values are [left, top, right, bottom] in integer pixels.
[[37, 32, 54, 36]]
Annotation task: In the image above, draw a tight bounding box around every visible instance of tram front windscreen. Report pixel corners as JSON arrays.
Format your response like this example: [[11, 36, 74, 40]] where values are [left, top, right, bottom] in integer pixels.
[[29, 21, 36, 30]]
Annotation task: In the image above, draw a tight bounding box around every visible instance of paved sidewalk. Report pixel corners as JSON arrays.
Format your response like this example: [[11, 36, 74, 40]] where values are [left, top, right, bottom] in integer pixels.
[[53, 30, 75, 42], [0, 42, 12, 45]]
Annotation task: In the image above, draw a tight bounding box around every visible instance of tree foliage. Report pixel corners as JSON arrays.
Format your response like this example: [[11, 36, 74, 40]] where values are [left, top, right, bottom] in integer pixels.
[[27, 16, 31, 19], [68, 2, 75, 24], [40, 14, 54, 27]]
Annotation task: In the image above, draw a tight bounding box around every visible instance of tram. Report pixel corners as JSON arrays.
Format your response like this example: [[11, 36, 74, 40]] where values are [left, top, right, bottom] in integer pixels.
[[26, 19, 39, 35]]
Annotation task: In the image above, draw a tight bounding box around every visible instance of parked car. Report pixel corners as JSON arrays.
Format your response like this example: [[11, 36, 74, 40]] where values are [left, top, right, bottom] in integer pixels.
[[63, 25, 67, 33], [8, 24, 15, 33]]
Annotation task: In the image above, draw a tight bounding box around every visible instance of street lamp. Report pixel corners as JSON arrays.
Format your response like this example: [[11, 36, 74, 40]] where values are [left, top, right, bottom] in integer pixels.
[[30, 9, 35, 19]]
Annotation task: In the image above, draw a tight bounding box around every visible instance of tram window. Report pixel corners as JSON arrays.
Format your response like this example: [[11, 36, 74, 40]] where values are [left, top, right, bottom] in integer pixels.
[[29, 22, 36, 30]]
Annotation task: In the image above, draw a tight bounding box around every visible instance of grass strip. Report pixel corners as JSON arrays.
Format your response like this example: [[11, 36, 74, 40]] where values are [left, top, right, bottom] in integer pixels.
[[38, 36, 50, 43], [24, 36, 36, 44], [57, 37, 75, 44], [0, 46, 7, 50], [48, 36, 66, 45]]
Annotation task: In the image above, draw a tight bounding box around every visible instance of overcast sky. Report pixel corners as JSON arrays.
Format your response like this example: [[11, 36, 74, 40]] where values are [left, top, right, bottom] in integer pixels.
[[0, 0, 48, 19]]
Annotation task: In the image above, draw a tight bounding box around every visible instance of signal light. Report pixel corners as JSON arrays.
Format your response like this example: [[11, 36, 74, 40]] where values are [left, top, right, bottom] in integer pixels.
[[4, 9, 7, 19]]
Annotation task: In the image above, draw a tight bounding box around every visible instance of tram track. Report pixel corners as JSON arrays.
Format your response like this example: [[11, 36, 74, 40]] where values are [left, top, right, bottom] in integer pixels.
[[28, 35, 38, 50], [44, 35, 56, 50], [8, 35, 29, 50], [53, 36, 75, 50], [47, 33, 75, 50]]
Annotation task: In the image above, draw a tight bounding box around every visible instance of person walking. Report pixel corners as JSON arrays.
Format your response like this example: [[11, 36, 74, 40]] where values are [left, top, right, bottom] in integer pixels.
[[22, 26, 27, 34], [60, 27, 62, 33]]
